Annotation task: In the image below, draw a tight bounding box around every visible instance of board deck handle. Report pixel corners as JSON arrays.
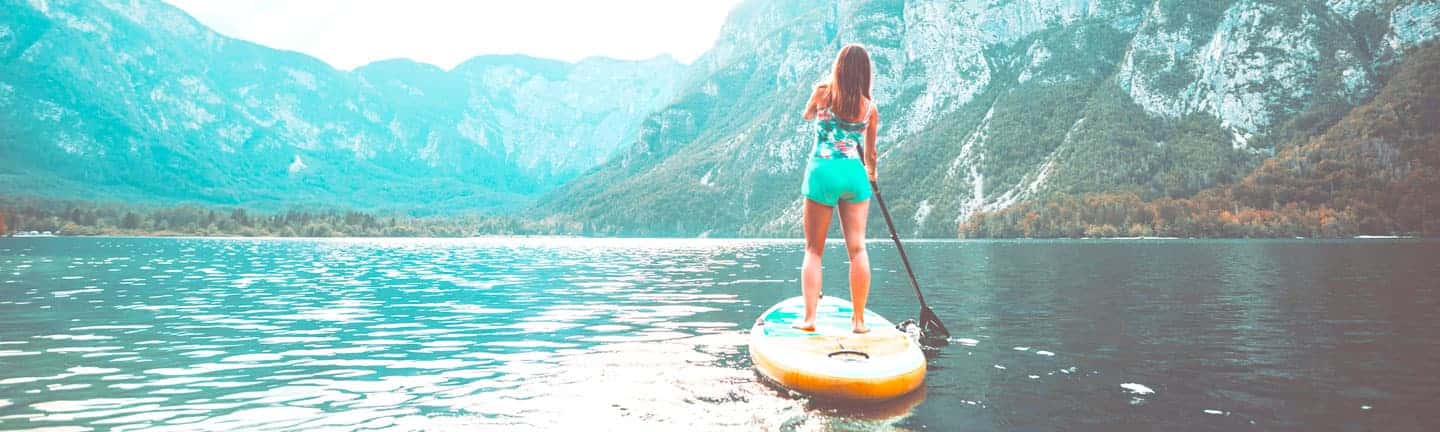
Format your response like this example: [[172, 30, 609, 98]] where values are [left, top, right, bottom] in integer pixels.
[[828, 350, 871, 360]]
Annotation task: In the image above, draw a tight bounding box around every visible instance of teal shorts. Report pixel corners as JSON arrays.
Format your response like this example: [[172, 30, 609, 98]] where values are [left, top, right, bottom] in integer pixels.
[[802, 158, 872, 206]]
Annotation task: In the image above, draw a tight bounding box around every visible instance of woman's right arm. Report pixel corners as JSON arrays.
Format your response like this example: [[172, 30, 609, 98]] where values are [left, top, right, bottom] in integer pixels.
[[865, 104, 880, 181]]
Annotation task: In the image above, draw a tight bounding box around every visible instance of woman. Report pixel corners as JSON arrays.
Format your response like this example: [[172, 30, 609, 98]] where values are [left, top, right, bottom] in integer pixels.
[[795, 44, 879, 334]]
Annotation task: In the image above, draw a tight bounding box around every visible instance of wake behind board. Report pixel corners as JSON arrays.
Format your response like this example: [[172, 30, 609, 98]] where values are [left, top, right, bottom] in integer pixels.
[[749, 296, 926, 401]]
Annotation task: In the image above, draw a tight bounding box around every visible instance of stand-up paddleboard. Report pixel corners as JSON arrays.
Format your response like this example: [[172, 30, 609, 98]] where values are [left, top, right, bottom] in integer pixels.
[[749, 296, 925, 400]]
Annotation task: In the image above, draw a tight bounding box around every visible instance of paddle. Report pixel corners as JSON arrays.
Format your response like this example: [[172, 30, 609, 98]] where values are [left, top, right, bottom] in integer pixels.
[[868, 180, 951, 341]]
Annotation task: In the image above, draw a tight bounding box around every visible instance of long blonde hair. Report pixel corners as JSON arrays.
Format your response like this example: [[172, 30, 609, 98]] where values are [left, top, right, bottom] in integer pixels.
[[825, 44, 872, 121]]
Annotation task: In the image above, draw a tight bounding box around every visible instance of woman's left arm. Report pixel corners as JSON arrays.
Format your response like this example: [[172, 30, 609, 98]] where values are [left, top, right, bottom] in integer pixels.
[[803, 85, 828, 120]]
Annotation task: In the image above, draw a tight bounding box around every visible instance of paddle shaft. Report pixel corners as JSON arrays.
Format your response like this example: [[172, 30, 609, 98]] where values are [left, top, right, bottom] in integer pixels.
[[868, 181, 931, 310]]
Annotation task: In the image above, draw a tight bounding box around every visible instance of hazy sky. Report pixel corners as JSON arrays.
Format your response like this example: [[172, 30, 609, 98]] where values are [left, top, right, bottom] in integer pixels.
[[163, 0, 743, 70]]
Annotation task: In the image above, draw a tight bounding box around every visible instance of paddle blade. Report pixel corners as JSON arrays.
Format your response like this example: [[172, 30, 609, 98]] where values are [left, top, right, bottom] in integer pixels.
[[918, 306, 950, 342]]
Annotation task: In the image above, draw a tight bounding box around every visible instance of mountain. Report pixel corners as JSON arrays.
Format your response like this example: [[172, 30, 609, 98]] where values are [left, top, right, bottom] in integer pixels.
[[4, 0, 1437, 237], [0, 0, 684, 214], [538, 0, 1440, 237], [1208, 38, 1440, 236], [962, 40, 1440, 238]]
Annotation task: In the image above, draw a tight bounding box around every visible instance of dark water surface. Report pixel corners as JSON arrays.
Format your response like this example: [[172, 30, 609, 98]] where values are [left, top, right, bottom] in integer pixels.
[[1, 237, 1437, 431]]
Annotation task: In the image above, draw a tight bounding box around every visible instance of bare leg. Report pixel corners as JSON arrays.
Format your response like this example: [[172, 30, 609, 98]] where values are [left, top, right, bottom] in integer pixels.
[[796, 198, 833, 331], [838, 198, 871, 333]]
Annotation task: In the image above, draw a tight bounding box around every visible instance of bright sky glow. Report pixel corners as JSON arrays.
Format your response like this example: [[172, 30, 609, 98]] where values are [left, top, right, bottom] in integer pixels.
[[163, 0, 743, 70]]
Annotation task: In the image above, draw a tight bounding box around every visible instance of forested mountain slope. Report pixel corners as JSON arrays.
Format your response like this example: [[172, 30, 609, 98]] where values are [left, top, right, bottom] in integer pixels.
[[963, 41, 1440, 238]]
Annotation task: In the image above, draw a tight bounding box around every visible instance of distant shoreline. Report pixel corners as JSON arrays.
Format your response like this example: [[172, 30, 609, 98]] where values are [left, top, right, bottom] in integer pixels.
[[3, 233, 1426, 241], [5, 196, 1432, 242]]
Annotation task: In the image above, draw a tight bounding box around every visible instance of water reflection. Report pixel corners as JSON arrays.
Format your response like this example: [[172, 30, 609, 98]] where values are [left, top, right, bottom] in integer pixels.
[[0, 238, 1437, 431]]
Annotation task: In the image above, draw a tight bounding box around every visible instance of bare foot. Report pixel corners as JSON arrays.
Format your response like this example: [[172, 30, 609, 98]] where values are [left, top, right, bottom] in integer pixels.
[[792, 321, 816, 332], [852, 320, 870, 334]]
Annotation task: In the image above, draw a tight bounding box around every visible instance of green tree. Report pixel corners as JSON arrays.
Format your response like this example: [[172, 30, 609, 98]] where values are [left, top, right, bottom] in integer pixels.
[[231, 208, 249, 227], [121, 212, 141, 230]]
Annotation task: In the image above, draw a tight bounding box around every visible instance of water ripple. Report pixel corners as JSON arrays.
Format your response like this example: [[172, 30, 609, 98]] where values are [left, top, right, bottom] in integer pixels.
[[0, 238, 840, 430], [2, 238, 1438, 430]]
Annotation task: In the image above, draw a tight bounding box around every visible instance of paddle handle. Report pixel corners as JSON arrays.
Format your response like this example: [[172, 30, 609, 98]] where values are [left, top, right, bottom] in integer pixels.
[[870, 180, 929, 309]]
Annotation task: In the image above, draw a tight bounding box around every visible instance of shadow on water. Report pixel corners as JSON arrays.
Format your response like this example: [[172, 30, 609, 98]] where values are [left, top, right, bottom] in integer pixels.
[[801, 386, 928, 422]]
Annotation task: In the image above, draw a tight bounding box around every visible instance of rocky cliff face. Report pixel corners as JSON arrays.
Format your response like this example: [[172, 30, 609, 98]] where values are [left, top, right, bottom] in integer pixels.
[[540, 0, 1440, 237], [0, 0, 684, 212], [1118, 1, 1379, 146]]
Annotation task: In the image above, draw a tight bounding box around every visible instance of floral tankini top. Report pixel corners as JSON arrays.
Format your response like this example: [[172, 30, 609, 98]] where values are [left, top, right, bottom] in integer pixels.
[[810, 100, 873, 160]]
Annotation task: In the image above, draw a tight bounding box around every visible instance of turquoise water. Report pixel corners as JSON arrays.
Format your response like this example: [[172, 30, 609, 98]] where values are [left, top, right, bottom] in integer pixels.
[[1, 237, 1438, 431]]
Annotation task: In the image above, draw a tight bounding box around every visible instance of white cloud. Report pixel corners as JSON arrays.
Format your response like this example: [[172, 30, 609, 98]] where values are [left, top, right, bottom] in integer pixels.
[[163, 0, 742, 70]]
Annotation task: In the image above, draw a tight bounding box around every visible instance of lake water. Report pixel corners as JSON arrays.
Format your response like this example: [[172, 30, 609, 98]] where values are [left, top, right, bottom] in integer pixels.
[[1, 237, 1437, 431]]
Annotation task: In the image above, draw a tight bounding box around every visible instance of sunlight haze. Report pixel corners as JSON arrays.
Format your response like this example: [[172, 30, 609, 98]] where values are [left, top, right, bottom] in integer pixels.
[[163, 0, 744, 69]]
